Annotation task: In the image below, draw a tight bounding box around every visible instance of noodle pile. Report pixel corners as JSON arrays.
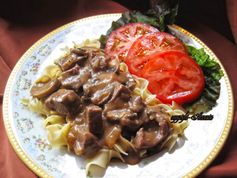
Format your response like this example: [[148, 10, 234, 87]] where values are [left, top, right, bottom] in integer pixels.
[[23, 40, 188, 177]]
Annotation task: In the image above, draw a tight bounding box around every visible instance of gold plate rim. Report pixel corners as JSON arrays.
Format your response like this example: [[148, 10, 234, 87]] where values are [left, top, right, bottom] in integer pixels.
[[2, 13, 234, 178]]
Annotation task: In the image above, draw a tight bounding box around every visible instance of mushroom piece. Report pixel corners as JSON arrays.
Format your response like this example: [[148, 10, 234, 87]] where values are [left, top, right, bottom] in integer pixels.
[[30, 79, 61, 99]]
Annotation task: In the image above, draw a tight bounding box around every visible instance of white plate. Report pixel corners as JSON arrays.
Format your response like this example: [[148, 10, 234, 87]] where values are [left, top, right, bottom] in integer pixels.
[[3, 14, 234, 178]]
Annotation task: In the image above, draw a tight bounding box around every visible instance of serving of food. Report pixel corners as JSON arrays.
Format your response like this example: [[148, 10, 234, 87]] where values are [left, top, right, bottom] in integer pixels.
[[26, 41, 189, 176], [2, 12, 233, 178]]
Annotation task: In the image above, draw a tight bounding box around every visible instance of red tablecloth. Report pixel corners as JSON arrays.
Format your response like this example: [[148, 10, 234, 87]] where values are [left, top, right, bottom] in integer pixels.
[[0, 1, 237, 177]]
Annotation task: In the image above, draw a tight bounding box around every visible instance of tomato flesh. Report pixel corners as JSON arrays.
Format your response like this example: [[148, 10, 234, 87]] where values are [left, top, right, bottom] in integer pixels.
[[126, 32, 187, 59], [105, 23, 204, 104], [105, 23, 158, 61], [125, 32, 187, 77], [142, 51, 205, 104]]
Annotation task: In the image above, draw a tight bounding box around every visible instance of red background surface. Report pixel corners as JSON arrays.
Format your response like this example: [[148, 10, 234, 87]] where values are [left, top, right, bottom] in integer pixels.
[[0, 0, 236, 177]]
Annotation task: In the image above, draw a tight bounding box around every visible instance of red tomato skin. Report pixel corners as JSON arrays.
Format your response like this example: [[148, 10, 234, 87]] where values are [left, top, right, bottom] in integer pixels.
[[141, 51, 205, 104], [105, 22, 159, 61]]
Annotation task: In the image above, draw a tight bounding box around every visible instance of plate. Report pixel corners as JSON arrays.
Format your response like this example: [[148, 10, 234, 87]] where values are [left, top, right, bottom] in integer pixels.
[[3, 14, 234, 178]]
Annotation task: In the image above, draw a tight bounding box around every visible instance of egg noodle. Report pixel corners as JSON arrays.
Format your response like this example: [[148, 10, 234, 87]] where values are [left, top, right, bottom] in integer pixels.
[[22, 39, 188, 177]]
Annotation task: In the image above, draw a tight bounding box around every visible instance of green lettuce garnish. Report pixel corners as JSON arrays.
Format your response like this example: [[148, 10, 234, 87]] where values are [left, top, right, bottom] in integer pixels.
[[184, 46, 224, 114], [186, 45, 223, 81]]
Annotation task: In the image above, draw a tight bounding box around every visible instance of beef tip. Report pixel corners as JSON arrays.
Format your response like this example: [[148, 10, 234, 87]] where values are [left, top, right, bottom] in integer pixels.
[[90, 84, 114, 105], [89, 54, 109, 71], [116, 70, 136, 90], [59, 65, 91, 91], [120, 109, 148, 131], [102, 83, 146, 131], [89, 81, 129, 105], [133, 127, 156, 150], [102, 72, 126, 85], [75, 47, 102, 64], [129, 96, 145, 113], [104, 96, 127, 114], [67, 124, 101, 157], [83, 71, 132, 98], [55, 51, 86, 71], [82, 72, 116, 96], [109, 82, 131, 103], [83, 78, 103, 96], [133, 116, 170, 150], [105, 104, 144, 131], [85, 105, 103, 136], [147, 105, 170, 121], [55, 47, 102, 71], [45, 89, 80, 115], [104, 89, 145, 131], [60, 63, 80, 76], [113, 71, 128, 84], [103, 83, 131, 115], [94, 71, 134, 91], [106, 109, 135, 122]]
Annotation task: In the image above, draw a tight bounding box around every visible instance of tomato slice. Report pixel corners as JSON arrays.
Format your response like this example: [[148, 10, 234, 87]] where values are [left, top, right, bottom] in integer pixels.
[[126, 32, 187, 59], [142, 51, 204, 104], [125, 32, 187, 77], [105, 23, 158, 61]]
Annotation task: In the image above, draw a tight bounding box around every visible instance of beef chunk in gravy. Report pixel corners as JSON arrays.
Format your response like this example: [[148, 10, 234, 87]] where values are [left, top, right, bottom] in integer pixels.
[[59, 64, 91, 91], [129, 96, 145, 113], [133, 108, 170, 150], [109, 82, 131, 102], [67, 124, 101, 157], [45, 89, 80, 115], [40, 47, 171, 159], [56, 47, 102, 71], [83, 72, 123, 96], [85, 105, 103, 137], [104, 85, 146, 132], [89, 54, 109, 71]]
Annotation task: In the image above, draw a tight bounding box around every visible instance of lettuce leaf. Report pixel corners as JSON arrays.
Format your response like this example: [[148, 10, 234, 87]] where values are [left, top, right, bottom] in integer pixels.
[[184, 46, 224, 114], [148, 0, 179, 31], [186, 45, 223, 81]]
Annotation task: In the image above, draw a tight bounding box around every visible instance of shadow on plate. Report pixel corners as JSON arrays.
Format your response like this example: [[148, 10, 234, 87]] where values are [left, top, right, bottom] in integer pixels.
[[54, 135, 186, 177], [138, 136, 187, 168]]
